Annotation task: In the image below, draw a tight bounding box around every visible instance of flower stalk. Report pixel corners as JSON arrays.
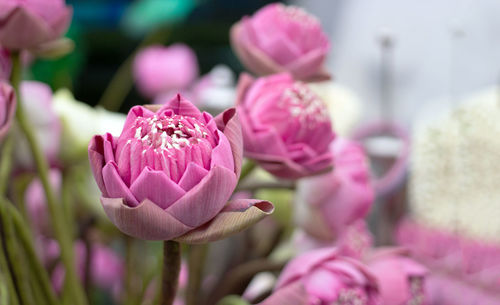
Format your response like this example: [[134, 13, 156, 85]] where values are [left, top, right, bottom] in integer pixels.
[[160, 240, 181, 305]]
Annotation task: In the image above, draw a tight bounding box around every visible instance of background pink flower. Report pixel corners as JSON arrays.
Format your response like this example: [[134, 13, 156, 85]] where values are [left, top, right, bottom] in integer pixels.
[[261, 248, 379, 305], [367, 248, 428, 305], [230, 3, 330, 80], [0, 0, 72, 50], [236, 73, 335, 179], [133, 44, 198, 98]]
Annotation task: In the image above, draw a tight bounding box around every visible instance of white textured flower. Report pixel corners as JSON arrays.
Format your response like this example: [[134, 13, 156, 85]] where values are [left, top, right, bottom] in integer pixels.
[[53, 89, 126, 160], [307, 81, 361, 137]]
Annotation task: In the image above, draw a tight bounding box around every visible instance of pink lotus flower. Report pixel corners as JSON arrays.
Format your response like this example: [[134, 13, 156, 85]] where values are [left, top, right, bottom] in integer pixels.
[[133, 44, 198, 98], [236, 73, 335, 179], [88, 94, 273, 241], [367, 248, 428, 305], [0, 0, 72, 50], [295, 139, 373, 240], [0, 82, 16, 140], [16, 81, 61, 167], [230, 3, 330, 81], [261, 248, 379, 305]]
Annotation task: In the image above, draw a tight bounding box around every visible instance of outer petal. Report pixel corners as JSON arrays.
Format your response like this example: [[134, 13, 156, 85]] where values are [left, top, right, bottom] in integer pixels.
[[214, 108, 243, 178], [175, 199, 274, 244], [101, 197, 194, 240], [102, 162, 138, 206], [166, 166, 237, 227], [286, 48, 330, 80], [88, 133, 116, 196], [259, 281, 308, 305], [230, 22, 285, 77]]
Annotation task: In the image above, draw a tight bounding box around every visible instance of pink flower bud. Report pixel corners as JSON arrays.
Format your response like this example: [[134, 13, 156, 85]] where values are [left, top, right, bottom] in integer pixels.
[[236, 73, 335, 179], [295, 138, 374, 240], [230, 3, 330, 81], [261, 248, 379, 305], [0, 0, 72, 50], [89, 94, 273, 241], [133, 44, 198, 98], [0, 82, 16, 140]]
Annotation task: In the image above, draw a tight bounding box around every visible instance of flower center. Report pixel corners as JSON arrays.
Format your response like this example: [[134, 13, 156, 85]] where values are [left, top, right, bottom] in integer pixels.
[[132, 114, 210, 153], [407, 277, 425, 305], [331, 288, 368, 305], [279, 82, 329, 127]]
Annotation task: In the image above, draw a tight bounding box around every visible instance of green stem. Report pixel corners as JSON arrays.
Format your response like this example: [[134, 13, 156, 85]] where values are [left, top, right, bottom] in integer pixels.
[[0, 224, 20, 305], [186, 244, 208, 305], [0, 135, 13, 195], [0, 201, 34, 305], [160, 241, 181, 305], [3, 199, 59, 305], [10, 53, 88, 305], [238, 160, 256, 184], [98, 27, 171, 111]]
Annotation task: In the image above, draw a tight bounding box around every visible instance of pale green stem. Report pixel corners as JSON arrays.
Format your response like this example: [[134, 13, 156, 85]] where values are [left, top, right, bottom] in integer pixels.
[[0, 201, 34, 305], [0, 135, 13, 195], [3, 199, 59, 305], [10, 53, 88, 305]]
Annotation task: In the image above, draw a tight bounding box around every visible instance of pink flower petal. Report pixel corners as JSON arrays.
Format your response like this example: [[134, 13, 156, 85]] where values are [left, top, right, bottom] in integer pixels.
[[166, 166, 236, 227], [129, 168, 186, 209], [214, 108, 243, 178], [175, 199, 274, 244], [178, 162, 209, 191], [101, 197, 194, 240], [102, 162, 138, 206]]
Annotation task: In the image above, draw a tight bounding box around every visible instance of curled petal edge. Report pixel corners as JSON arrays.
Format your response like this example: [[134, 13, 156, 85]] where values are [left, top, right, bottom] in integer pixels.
[[175, 199, 274, 244]]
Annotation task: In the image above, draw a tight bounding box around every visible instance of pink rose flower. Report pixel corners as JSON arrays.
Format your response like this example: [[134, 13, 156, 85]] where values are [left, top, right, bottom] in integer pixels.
[[295, 139, 374, 240], [230, 3, 330, 81], [0, 82, 16, 140], [367, 248, 428, 305], [16, 81, 61, 167], [261, 248, 379, 305], [88, 94, 273, 241], [0, 0, 72, 50], [236, 73, 335, 179], [133, 44, 198, 98]]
